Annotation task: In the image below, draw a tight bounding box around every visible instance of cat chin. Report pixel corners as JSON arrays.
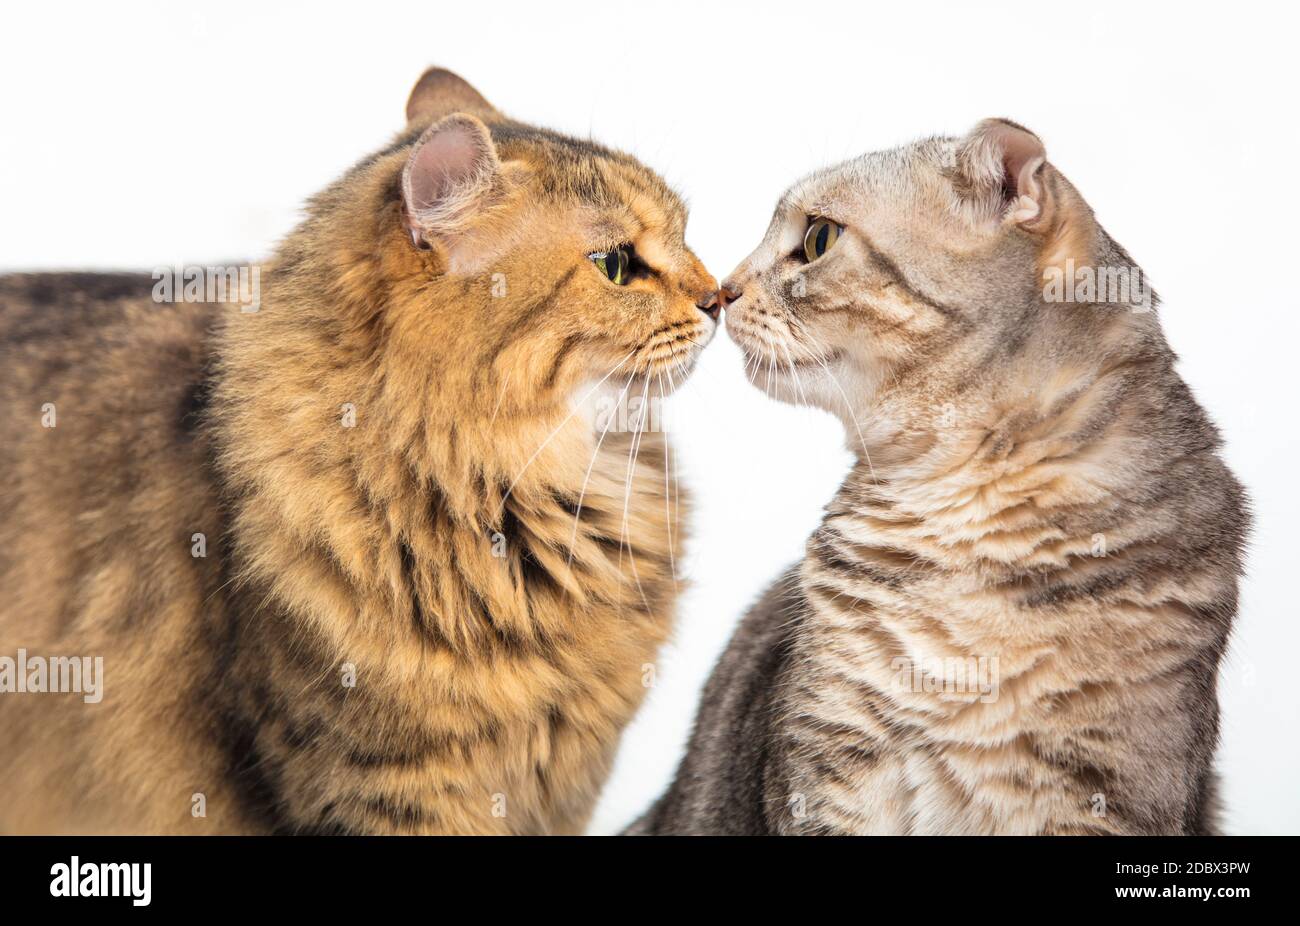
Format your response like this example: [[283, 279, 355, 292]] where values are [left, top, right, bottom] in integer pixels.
[[574, 362, 696, 433], [741, 360, 832, 411], [625, 356, 700, 396], [739, 344, 843, 380]]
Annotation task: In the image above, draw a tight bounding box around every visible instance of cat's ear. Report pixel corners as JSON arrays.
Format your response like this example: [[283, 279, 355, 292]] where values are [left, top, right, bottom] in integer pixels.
[[405, 67, 499, 126], [955, 119, 1100, 271], [401, 113, 501, 249], [954, 118, 1050, 227]]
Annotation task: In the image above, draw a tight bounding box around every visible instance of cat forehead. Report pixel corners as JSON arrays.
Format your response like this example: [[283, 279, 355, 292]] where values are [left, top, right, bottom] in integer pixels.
[[490, 121, 686, 228], [781, 136, 956, 216]]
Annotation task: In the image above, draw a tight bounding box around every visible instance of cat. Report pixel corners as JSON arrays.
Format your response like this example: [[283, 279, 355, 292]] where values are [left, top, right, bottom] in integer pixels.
[[630, 119, 1248, 835], [0, 68, 719, 834]]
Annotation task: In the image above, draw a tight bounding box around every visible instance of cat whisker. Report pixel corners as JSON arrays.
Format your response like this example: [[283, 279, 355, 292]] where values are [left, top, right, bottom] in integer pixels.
[[565, 370, 637, 571], [496, 349, 636, 521], [486, 365, 514, 430], [658, 371, 678, 590], [664, 367, 683, 537], [808, 351, 879, 486], [779, 340, 814, 409], [732, 331, 762, 383], [617, 375, 654, 614]]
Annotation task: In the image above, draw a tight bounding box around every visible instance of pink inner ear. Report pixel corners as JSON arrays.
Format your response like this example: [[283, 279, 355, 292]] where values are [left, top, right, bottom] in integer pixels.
[[992, 125, 1046, 202], [402, 115, 498, 232], [407, 125, 488, 211], [958, 119, 1049, 225]]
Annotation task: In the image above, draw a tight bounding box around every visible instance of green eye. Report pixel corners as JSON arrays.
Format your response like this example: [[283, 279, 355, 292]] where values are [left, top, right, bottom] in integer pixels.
[[589, 246, 630, 285], [803, 218, 843, 262]]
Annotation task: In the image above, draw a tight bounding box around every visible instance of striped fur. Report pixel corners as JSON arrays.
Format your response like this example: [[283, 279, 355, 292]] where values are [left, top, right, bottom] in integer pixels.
[[0, 69, 717, 834], [633, 120, 1247, 835]]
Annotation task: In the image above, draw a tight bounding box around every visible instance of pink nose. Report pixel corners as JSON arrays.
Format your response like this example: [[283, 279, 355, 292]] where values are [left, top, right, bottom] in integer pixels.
[[697, 284, 742, 320], [696, 291, 721, 320]]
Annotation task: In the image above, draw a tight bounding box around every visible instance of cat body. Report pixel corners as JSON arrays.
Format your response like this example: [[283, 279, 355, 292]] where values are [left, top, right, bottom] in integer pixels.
[[634, 120, 1247, 835], [0, 70, 717, 834]]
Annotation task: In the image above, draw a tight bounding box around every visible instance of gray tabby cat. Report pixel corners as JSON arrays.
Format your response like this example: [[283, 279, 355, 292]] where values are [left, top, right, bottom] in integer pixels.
[[631, 119, 1248, 835]]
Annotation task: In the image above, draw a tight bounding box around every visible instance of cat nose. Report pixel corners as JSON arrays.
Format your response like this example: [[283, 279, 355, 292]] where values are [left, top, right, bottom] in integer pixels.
[[696, 287, 739, 320], [696, 291, 721, 320]]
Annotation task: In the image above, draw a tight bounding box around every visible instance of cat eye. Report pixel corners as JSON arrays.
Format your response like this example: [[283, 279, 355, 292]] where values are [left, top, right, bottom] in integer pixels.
[[803, 218, 844, 263], [589, 246, 631, 285]]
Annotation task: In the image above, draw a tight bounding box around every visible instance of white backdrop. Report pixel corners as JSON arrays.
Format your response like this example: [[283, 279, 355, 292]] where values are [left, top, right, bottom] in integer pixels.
[[3, 0, 1296, 835]]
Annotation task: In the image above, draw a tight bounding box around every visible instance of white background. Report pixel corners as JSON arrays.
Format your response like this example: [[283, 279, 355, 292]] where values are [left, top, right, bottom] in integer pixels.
[[3, 1, 1297, 834]]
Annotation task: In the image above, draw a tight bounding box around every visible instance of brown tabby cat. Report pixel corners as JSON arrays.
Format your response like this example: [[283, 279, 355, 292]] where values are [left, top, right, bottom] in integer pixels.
[[632, 119, 1248, 835], [0, 68, 718, 834]]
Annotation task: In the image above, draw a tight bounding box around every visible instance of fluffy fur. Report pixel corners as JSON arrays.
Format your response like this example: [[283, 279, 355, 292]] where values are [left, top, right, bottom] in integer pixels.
[[632, 120, 1248, 835], [0, 69, 717, 834]]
